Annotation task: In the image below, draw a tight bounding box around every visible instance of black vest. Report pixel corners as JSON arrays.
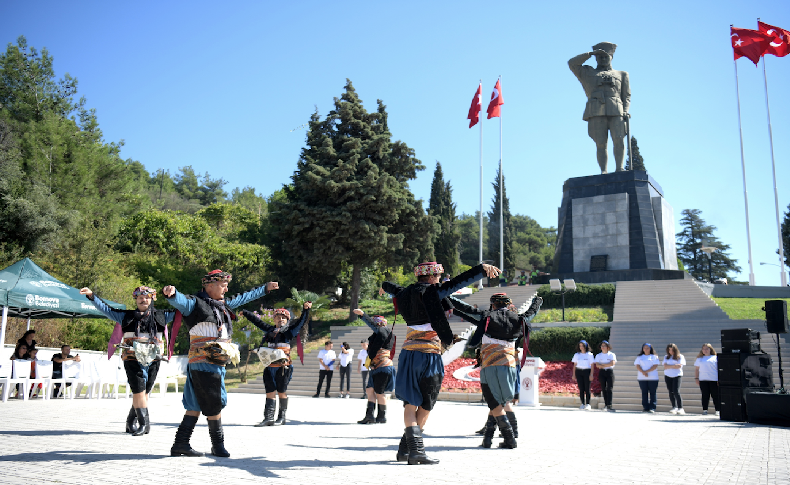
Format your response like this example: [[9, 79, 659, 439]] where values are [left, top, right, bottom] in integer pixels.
[[120, 309, 167, 335], [367, 326, 394, 362], [394, 283, 454, 345], [181, 295, 234, 334]]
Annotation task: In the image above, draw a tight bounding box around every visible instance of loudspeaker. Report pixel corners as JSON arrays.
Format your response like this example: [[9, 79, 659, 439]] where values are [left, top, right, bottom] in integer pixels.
[[721, 328, 761, 341], [765, 300, 789, 334], [721, 341, 761, 354], [718, 353, 774, 389], [719, 386, 747, 422]]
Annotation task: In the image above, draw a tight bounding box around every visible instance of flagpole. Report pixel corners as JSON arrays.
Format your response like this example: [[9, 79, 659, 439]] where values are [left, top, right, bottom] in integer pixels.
[[761, 54, 788, 286], [733, 45, 756, 286], [479, 81, 484, 277], [498, 75, 504, 277]]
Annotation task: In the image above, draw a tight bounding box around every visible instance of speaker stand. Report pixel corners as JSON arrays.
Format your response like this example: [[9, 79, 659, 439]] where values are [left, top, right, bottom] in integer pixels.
[[776, 332, 786, 394]]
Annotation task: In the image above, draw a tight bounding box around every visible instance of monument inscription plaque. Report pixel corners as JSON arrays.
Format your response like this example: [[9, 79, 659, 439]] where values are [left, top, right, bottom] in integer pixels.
[[590, 255, 608, 272]]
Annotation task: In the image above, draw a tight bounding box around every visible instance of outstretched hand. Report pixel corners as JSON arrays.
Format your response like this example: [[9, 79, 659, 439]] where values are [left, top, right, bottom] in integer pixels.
[[481, 264, 502, 278], [378, 288, 385, 297], [303, 301, 313, 310], [163, 286, 176, 298], [79, 287, 93, 298], [266, 281, 279, 292], [352, 309, 364, 316]]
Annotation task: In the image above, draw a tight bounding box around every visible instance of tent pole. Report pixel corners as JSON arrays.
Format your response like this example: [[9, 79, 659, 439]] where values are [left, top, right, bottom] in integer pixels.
[[26, 310, 31, 331], [0, 306, 8, 359]]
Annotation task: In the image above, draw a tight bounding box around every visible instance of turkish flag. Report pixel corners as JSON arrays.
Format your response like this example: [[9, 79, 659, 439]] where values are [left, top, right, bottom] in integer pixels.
[[758, 21, 790, 57], [731, 26, 771, 65], [468, 83, 482, 128], [487, 79, 503, 119]]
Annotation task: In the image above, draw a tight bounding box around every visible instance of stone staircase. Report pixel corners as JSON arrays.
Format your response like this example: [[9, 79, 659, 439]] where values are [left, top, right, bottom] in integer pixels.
[[609, 280, 788, 413], [230, 285, 540, 399]]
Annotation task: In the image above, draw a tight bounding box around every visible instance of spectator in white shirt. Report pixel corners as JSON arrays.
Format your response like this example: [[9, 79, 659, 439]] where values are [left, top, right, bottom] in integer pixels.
[[634, 343, 660, 413], [694, 343, 720, 416], [662, 343, 686, 415], [357, 341, 369, 399], [571, 340, 595, 410], [313, 341, 336, 398], [594, 340, 617, 411], [338, 342, 355, 398]]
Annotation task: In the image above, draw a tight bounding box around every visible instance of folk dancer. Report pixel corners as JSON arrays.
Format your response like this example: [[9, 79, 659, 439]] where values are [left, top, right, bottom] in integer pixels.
[[352, 310, 396, 425], [452, 292, 543, 449], [163, 270, 278, 457], [380, 262, 501, 465], [80, 286, 174, 436], [241, 302, 312, 427]]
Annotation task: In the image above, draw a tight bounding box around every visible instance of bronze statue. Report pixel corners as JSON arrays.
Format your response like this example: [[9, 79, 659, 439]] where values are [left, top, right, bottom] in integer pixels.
[[569, 42, 631, 174]]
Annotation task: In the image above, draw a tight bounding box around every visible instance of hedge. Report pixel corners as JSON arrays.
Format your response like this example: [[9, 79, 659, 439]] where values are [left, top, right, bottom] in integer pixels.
[[527, 326, 610, 361], [536, 283, 615, 308]]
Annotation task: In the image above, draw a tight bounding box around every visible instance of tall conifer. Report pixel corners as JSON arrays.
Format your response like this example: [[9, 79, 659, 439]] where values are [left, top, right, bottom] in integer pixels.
[[487, 167, 515, 277], [428, 162, 459, 276]]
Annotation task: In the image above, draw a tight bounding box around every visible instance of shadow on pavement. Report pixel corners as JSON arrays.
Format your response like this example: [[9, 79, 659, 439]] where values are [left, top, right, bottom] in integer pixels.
[[0, 430, 112, 437]]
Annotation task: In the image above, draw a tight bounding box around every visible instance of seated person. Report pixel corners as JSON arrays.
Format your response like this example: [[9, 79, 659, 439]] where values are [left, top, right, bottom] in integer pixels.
[[51, 345, 80, 398]]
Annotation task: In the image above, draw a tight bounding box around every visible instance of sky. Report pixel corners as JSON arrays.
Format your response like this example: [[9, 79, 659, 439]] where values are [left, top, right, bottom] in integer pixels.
[[2, 0, 789, 285]]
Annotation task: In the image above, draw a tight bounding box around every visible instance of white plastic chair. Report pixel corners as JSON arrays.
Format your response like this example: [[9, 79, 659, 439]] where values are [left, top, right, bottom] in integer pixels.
[[95, 359, 121, 398], [151, 360, 179, 396], [28, 361, 53, 400], [49, 360, 79, 399], [1, 360, 32, 402], [0, 360, 12, 401], [66, 361, 98, 399]]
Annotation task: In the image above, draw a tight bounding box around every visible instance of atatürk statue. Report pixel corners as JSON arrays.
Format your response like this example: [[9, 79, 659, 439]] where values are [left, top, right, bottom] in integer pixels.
[[569, 42, 630, 174]]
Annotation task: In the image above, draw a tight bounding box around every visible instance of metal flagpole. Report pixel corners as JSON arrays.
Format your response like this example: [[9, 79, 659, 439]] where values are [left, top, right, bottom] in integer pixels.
[[733, 51, 756, 286], [499, 76, 504, 276], [479, 81, 484, 273], [761, 55, 788, 287]]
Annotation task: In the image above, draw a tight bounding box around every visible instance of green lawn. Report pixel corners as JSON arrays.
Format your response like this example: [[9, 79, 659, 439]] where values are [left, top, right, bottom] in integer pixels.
[[532, 305, 613, 323], [713, 297, 789, 321]]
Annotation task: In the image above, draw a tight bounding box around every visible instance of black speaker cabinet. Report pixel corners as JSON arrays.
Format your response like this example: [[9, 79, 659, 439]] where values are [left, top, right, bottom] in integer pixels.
[[765, 300, 789, 334], [721, 328, 760, 341], [721, 341, 761, 354], [719, 386, 747, 422], [718, 353, 774, 389]]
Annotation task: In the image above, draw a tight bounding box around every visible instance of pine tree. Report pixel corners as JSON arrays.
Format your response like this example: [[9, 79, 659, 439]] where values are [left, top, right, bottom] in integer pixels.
[[487, 167, 515, 277], [625, 136, 646, 171], [675, 209, 741, 280], [428, 162, 459, 276], [269, 80, 433, 319], [458, 212, 488, 266]]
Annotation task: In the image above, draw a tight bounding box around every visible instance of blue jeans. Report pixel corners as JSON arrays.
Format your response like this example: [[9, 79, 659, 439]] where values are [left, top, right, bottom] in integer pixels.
[[638, 380, 658, 411]]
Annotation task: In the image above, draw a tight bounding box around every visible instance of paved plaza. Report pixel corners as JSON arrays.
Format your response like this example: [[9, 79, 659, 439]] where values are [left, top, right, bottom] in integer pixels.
[[0, 393, 788, 485]]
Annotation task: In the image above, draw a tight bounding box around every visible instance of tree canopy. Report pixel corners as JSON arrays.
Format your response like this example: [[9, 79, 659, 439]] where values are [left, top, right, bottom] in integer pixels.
[[428, 162, 460, 277], [676, 208, 741, 281]]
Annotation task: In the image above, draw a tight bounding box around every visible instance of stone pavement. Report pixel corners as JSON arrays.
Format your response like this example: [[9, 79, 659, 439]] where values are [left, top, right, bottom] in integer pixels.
[[1, 394, 789, 485]]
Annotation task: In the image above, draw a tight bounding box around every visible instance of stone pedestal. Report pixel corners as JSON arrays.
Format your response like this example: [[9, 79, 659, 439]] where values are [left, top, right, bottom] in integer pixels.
[[553, 171, 683, 284]]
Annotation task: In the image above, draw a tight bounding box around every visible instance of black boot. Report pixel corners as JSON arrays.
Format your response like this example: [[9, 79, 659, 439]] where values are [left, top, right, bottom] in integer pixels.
[[255, 398, 276, 427], [131, 408, 149, 436], [396, 433, 409, 462], [506, 411, 518, 438], [125, 406, 138, 434], [405, 426, 439, 465], [376, 404, 387, 423], [496, 415, 517, 449], [358, 401, 376, 424], [208, 419, 230, 457], [274, 398, 288, 425], [170, 415, 204, 457], [480, 415, 496, 448], [475, 419, 487, 435]]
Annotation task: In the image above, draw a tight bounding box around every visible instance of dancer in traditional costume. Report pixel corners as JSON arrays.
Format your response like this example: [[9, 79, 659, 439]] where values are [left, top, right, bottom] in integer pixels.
[[451, 292, 543, 449], [79, 286, 174, 436], [352, 310, 396, 425], [163, 270, 278, 458], [380, 262, 500, 465], [241, 302, 311, 427]]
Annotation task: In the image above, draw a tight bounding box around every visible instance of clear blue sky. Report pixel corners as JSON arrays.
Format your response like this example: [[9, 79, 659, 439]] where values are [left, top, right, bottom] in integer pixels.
[[2, 1, 789, 285]]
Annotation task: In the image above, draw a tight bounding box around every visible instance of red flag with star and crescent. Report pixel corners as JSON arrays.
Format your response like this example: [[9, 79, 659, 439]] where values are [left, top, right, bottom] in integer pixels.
[[758, 21, 790, 57], [731, 26, 771, 65], [487, 79, 503, 119], [468, 83, 482, 128]]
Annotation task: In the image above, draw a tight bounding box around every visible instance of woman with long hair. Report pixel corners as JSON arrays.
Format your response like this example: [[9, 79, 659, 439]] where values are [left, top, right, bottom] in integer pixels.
[[594, 340, 616, 411], [694, 343, 719, 416], [571, 340, 595, 410], [634, 343, 660, 413], [662, 343, 686, 415]]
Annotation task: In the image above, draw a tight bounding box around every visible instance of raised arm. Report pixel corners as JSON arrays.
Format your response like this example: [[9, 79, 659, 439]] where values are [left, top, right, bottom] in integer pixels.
[[448, 296, 484, 322], [354, 310, 384, 333], [436, 264, 499, 299], [285, 307, 310, 339], [381, 281, 403, 297], [520, 296, 544, 324], [164, 289, 195, 316], [225, 282, 276, 309], [81, 290, 126, 323], [241, 309, 275, 334]]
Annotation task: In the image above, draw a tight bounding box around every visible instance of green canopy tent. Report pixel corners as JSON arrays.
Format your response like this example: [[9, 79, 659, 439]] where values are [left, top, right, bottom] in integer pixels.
[[0, 258, 126, 355]]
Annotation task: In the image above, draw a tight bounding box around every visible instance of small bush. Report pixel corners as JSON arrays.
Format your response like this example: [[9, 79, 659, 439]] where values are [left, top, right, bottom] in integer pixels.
[[537, 283, 615, 307], [527, 326, 610, 361]]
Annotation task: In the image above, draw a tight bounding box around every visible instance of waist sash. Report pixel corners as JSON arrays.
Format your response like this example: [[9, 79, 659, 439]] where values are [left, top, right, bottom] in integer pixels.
[[402, 329, 442, 354], [481, 343, 517, 367]]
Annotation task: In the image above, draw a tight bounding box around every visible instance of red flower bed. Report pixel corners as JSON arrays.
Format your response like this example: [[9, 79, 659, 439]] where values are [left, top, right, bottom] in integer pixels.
[[442, 359, 602, 395]]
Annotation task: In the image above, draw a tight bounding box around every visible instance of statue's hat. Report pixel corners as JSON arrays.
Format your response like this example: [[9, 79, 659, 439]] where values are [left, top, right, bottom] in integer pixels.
[[592, 42, 617, 57]]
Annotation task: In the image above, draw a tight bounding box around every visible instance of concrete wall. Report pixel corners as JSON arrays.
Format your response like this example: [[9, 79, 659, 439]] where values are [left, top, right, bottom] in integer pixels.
[[571, 193, 630, 272], [652, 197, 678, 271], [696, 282, 790, 299]]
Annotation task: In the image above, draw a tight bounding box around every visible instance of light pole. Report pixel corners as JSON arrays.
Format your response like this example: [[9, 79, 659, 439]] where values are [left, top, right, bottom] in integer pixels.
[[700, 238, 716, 283], [760, 262, 790, 287]]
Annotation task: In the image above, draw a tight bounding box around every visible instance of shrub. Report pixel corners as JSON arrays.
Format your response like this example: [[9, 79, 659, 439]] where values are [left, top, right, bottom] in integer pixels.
[[527, 326, 610, 361], [537, 283, 615, 308]]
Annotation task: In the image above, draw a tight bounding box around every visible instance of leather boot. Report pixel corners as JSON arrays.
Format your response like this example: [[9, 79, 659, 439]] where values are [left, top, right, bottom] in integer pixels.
[[396, 433, 409, 462], [131, 408, 149, 436], [255, 398, 276, 427], [357, 401, 376, 424], [506, 411, 518, 438], [273, 398, 288, 425], [170, 415, 204, 457], [208, 419, 230, 457], [475, 419, 487, 435], [125, 406, 138, 434], [405, 426, 439, 465], [375, 403, 387, 423], [496, 415, 517, 449], [480, 415, 496, 448]]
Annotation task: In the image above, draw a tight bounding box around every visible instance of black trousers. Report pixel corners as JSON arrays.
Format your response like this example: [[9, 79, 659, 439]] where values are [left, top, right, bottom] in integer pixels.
[[598, 368, 614, 406], [316, 369, 333, 395], [339, 365, 351, 392], [664, 375, 683, 409], [361, 370, 369, 390], [575, 368, 591, 404], [699, 380, 719, 411]]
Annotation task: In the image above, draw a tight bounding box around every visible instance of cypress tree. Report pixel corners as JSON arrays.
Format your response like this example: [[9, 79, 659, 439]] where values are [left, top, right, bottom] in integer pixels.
[[487, 167, 515, 277], [625, 136, 646, 172], [428, 162, 459, 276]]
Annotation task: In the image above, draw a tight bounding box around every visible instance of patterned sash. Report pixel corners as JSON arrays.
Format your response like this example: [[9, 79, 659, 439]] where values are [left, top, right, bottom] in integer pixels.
[[188, 335, 232, 365], [267, 342, 292, 367], [371, 348, 393, 368], [402, 329, 442, 354], [480, 343, 517, 367]]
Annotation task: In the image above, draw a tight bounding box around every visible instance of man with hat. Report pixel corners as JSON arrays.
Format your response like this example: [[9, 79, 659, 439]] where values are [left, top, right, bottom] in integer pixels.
[[352, 309, 396, 425], [163, 270, 279, 458], [379, 262, 501, 465], [569, 42, 631, 174]]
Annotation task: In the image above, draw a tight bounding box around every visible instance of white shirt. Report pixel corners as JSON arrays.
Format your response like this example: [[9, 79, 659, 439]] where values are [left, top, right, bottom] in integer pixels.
[[634, 354, 660, 380], [358, 349, 369, 369], [695, 355, 718, 381], [340, 349, 354, 367], [572, 352, 595, 370], [662, 355, 686, 378], [594, 351, 617, 369], [317, 349, 336, 371]]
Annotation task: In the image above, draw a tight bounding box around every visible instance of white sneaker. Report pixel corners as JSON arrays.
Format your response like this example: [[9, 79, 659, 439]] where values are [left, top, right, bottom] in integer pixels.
[[344, 394, 350, 399], [715, 411, 720, 416], [677, 409, 686, 415], [702, 410, 708, 415], [579, 404, 585, 410], [585, 404, 592, 410], [669, 408, 678, 415]]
